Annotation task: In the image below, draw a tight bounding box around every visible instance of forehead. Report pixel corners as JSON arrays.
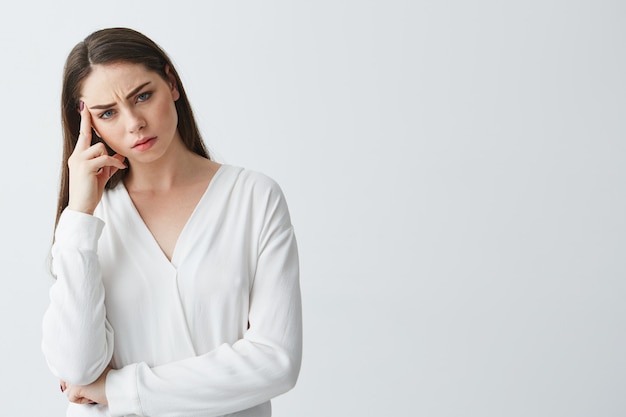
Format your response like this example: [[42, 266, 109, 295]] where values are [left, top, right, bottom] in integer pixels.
[[80, 62, 159, 100]]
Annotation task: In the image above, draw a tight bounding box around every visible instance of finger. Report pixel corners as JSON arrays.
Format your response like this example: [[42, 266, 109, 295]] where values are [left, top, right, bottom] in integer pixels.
[[107, 154, 128, 176], [86, 154, 128, 174], [66, 387, 87, 404], [68, 393, 96, 405], [112, 153, 126, 164], [112, 154, 128, 170], [81, 144, 125, 166], [101, 158, 127, 178], [101, 166, 120, 180], [77, 398, 96, 405], [75, 102, 93, 152], [82, 142, 109, 159], [68, 395, 90, 404]]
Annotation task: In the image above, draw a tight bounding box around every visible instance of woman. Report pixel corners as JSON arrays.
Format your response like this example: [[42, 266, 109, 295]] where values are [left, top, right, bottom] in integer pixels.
[[42, 27, 302, 417]]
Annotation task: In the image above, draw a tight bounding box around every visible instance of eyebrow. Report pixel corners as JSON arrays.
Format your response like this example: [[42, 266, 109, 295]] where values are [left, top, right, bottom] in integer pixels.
[[89, 81, 152, 110]]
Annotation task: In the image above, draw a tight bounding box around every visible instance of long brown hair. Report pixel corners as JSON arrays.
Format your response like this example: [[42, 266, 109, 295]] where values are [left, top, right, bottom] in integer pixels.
[[56, 27, 210, 228]]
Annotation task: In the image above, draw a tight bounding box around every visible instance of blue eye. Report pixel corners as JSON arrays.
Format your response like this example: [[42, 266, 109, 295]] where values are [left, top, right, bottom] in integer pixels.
[[137, 92, 152, 102], [100, 110, 115, 119]]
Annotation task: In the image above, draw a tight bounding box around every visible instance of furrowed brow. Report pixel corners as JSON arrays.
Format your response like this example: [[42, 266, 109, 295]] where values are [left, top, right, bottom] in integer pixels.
[[125, 81, 151, 99], [89, 81, 152, 110]]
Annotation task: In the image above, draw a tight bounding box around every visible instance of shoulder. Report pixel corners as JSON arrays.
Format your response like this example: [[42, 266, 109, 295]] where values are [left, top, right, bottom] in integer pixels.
[[221, 165, 286, 201], [219, 165, 292, 225]]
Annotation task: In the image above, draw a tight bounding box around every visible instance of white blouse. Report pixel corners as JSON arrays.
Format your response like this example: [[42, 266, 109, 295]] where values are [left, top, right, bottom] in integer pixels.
[[42, 165, 302, 417]]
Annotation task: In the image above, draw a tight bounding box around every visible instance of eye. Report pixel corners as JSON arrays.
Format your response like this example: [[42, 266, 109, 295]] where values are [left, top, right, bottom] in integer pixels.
[[99, 110, 115, 120], [137, 92, 152, 102]]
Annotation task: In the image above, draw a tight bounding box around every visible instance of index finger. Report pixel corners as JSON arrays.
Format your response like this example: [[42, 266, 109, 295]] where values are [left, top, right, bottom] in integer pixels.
[[75, 101, 93, 151]]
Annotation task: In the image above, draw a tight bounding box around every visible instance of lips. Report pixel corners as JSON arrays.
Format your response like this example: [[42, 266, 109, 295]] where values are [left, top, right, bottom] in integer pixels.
[[132, 136, 157, 151], [133, 136, 156, 148]]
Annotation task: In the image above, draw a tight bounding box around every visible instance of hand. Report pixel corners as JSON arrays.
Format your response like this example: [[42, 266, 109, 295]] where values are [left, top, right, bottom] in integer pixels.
[[61, 366, 111, 405], [67, 102, 127, 215]]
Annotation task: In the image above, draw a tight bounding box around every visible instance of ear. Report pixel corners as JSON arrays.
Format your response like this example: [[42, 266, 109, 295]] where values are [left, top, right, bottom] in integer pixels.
[[164, 64, 180, 101]]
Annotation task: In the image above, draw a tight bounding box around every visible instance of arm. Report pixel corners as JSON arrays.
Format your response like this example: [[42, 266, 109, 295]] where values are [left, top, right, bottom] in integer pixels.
[[41, 209, 115, 385], [42, 103, 124, 385], [106, 181, 302, 417]]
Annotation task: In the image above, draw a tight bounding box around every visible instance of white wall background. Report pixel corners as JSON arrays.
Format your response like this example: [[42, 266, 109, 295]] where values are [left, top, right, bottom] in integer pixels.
[[0, 1, 624, 415]]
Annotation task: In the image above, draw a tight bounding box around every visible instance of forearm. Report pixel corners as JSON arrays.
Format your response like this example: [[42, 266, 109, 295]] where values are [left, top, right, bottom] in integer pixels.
[[42, 209, 114, 384], [106, 334, 301, 417]]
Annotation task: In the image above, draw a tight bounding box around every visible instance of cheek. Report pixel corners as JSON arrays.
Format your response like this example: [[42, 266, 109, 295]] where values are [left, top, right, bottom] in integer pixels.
[[91, 120, 107, 138], [164, 101, 179, 127], [93, 123, 123, 150]]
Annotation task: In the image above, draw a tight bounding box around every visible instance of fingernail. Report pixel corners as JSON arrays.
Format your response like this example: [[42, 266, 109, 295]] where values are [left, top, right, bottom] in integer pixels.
[[79, 101, 84, 111]]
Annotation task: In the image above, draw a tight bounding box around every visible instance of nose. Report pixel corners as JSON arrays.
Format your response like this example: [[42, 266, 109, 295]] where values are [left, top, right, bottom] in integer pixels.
[[126, 108, 146, 133]]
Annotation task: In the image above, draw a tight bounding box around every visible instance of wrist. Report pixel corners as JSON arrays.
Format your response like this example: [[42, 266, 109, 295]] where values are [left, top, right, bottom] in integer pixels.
[[67, 202, 95, 215]]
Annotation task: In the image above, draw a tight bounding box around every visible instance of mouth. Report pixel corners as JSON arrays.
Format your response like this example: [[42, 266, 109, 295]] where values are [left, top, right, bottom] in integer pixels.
[[132, 136, 157, 150]]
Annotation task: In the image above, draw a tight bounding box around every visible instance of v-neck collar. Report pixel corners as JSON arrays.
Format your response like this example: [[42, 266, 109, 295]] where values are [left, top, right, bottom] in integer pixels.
[[115, 164, 226, 269]]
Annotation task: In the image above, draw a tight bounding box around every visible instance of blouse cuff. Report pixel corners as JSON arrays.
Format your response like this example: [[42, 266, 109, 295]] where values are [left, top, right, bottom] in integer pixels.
[[55, 209, 105, 252], [106, 363, 142, 417]]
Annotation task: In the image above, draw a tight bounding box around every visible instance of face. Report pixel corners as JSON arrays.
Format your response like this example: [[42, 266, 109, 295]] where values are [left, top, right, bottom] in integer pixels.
[[79, 62, 181, 163]]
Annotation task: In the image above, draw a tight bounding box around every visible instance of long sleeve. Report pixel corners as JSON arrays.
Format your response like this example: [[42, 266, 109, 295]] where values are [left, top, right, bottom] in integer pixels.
[[41, 209, 115, 385], [105, 180, 302, 417]]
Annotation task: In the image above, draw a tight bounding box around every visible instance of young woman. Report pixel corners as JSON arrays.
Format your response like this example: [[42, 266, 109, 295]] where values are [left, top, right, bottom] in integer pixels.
[[42, 27, 302, 417]]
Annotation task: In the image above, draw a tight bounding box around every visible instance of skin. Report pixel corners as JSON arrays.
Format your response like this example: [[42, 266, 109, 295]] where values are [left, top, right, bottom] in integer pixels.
[[61, 367, 111, 405], [62, 62, 220, 405], [67, 100, 127, 216]]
